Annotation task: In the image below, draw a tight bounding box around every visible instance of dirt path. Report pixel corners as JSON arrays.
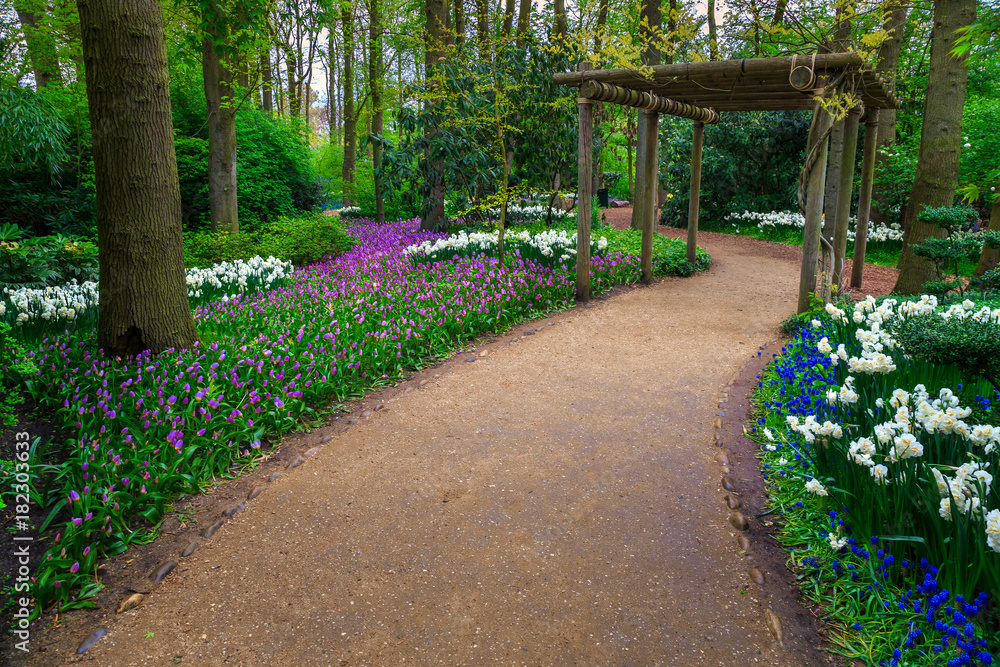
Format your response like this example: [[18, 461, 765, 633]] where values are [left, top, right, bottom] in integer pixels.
[[40, 216, 866, 666]]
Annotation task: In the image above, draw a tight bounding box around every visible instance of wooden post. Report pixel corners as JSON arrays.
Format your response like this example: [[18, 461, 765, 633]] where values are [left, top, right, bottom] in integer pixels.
[[687, 121, 704, 265], [851, 109, 879, 289], [577, 61, 593, 301], [640, 108, 658, 284], [799, 105, 833, 313], [831, 107, 861, 290]]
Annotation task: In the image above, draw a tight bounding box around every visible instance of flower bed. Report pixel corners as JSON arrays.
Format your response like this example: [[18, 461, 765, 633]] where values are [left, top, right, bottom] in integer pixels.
[[19, 218, 639, 613], [754, 296, 1000, 664], [725, 210, 905, 243], [403, 228, 607, 268]]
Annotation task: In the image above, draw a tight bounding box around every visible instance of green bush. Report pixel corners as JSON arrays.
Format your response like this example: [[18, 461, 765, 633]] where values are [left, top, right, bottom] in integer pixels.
[[892, 313, 1000, 392], [0, 321, 36, 426], [184, 213, 353, 268], [0, 223, 99, 287]]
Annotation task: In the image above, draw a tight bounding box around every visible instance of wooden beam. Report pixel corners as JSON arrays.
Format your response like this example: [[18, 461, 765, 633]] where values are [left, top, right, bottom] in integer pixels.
[[851, 109, 879, 289], [832, 108, 861, 291], [687, 121, 704, 265], [580, 80, 720, 123], [799, 104, 833, 313], [640, 109, 658, 284], [577, 61, 593, 301]]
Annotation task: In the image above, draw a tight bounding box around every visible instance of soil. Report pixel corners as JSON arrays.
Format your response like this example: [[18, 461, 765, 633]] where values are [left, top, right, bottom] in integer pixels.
[[8, 211, 899, 665]]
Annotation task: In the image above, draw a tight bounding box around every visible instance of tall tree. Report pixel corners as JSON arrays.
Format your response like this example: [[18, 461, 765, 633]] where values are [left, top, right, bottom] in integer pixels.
[[475, 0, 489, 57], [455, 0, 465, 44], [630, 0, 663, 230], [893, 0, 976, 293], [869, 0, 909, 227], [202, 0, 239, 232], [15, 1, 62, 88], [76, 0, 197, 356], [421, 0, 448, 230], [261, 45, 274, 111], [553, 0, 567, 39], [502, 0, 515, 38], [516, 0, 531, 45], [369, 0, 385, 221], [342, 0, 358, 205], [707, 0, 718, 60]]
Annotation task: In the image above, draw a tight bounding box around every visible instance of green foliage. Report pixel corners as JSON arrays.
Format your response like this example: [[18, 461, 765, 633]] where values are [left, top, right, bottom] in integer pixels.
[[969, 268, 1000, 298], [892, 314, 1000, 391], [0, 224, 98, 287], [916, 203, 980, 230], [0, 84, 70, 173], [0, 322, 36, 427], [659, 111, 811, 228], [184, 213, 353, 267], [598, 226, 711, 276]]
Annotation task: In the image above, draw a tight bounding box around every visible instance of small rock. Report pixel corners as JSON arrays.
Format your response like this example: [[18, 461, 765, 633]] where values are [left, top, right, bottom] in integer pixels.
[[116, 593, 144, 614], [321, 436, 333, 444], [714, 451, 729, 466], [736, 534, 751, 551], [720, 465, 731, 474], [286, 456, 305, 470], [749, 567, 766, 585], [304, 447, 321, 457], [718, 410, 726, 417], [247, 486, 266, 501], [765, 609, 784, 647], [719, 397, 729, 404], [339, 427, 349, 433], [713, 434, 722, 446], [266, 473, 281, 483], [466, 357, 476, 363], [404, 386, 414, 394], [181, 541, 198, 558], [347, 419, 358, 425], [729, 511, 749, 531], [76, 628, 108, 654], [202, 519, 224, 539], [149, 560, 177, 585], [524, 330, 534, 335], [222, 502, 244, 517], [362, 411, 372, 418], [418, 380, 427, 387], [713, 418, 723, 429], [479, 351, 488, 357], [726, 494, 742, 510], [721, 475, 737, 492]]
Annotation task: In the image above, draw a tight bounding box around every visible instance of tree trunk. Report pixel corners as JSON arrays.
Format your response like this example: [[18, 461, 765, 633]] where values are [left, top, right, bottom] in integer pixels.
[[369, 0, 384, 222], [455, 0, 465, 44], [475, 0, 490, 58], [342, 3, 357, 206], [202, 0, 239, 233], [502, 0, 515, 39], [975, 194, 1000, 276], [421, 0, 448, 231], [77, 0, 196, 356], [893, 0, 975, 294], [870, 0, 909, 226], [261, 47, 274, 112], [552, 0, 567, 40], [707, 0, 718, 60], [773, 0, 788, 24], [516, 0, 531, 45], [16, 4, 62, 88], [630, 0, 661, 231]]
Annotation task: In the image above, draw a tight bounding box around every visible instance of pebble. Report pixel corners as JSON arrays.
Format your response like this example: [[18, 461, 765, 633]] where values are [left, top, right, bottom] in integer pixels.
[[404, 386, 413, 394], [320, 436, 333, 444], [720, 465, 730, 474], [713, 418, 722, 429], [149, 560, 177, 585], [418, 380, 427, 387], [721, 475, 737, 492], [348, 419, 358, 425], [304, 447, 321, 457], [713, 434, 722, 446], [362, 411, 372, 418], [718, 410, 726, 417], [479, 351, 488, 357], [247, 486, 266, 501], [729, 511, 749, 531], [765, 608, 784, 647], [286, 456, 306, 470], [116, 593, 144, 614], [181, 541, 199, 558], [524, 330, 534, 335], [726, 494, 742, 510], [202, 519, 225, 539], [714, 451, 729, 466], [466, 357, 476, 363], [736, 534, 751, 551], [339, 427, 349, 433], [76, 628, 108, 654], [749, 567, 766, 585], [222, 502, 244, 517], [266, 473, 282, 483]]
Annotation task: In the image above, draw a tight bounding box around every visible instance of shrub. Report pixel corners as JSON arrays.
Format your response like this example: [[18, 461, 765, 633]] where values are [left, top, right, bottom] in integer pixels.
[[0, 224, 99, 287], [184, 214, 353, 268], [0, 321, 36, 426], [892, 313, 1000, 392]]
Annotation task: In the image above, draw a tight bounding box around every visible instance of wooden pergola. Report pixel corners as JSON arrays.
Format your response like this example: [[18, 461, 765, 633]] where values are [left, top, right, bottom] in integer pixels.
[[554, 53, 899, 311]]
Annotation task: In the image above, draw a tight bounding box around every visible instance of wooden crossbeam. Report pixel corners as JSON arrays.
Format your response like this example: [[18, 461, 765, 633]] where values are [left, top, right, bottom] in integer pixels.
[[580, 80, 720, 124]]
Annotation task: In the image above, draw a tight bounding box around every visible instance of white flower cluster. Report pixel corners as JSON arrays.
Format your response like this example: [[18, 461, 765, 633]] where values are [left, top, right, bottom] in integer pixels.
[[184, 256, 292, 299], [933, 462, 993, 521], [403, 229, 607, 264], [485, 203, 572, 224], [725, 210, 904, 242], [338, 206, 362, 217], [2, 280, 98, 324]]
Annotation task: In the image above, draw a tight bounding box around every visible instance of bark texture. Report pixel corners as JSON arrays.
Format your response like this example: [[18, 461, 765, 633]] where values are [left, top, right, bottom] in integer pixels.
[[630, 0, 661, 231], [261, 47, 274, 112], [16, 2, 62, 88], [893, 0, 975, 294], [202, 0, 239, 233], [421, 0, 448, 230], [475, 0, 490, 57], [870, 0, 909, 226], [975, 195, 1000, 276], [342, 2, 357, 205], [77, 0, 197, 356], [369, 0, 385, 222]]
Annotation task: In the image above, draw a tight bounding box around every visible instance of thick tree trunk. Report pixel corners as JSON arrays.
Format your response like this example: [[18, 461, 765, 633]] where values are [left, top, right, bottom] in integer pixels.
[[870, 1, 909, 226], [975, 195, 1000, 276], [502, 0, 515, 39], [369, 0, 384, 222], [202, 0, 239, 233], [475, 0, 490, 57], [261, 47, 274, 112], [455, 0, 465, 44], [552, 0, 567, 40], [773, 0, 788, 24], [516, 0, 531, 45], [16, 4, 62, 88], [421, 0, 448, 231], [893, 0, 975, 294], [342, 3, 357, 206], [286, 52, 301, 119], [77, 0, 196, 356], [707, 0, 718, 60]]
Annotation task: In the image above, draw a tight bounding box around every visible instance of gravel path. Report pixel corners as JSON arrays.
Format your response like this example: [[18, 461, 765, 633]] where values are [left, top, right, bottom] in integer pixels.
[[49, 214, 892, 666]]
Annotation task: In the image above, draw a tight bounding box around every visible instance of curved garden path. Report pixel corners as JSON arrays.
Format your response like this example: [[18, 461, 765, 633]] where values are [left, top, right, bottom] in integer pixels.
[[44, 213, 900, 666]]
